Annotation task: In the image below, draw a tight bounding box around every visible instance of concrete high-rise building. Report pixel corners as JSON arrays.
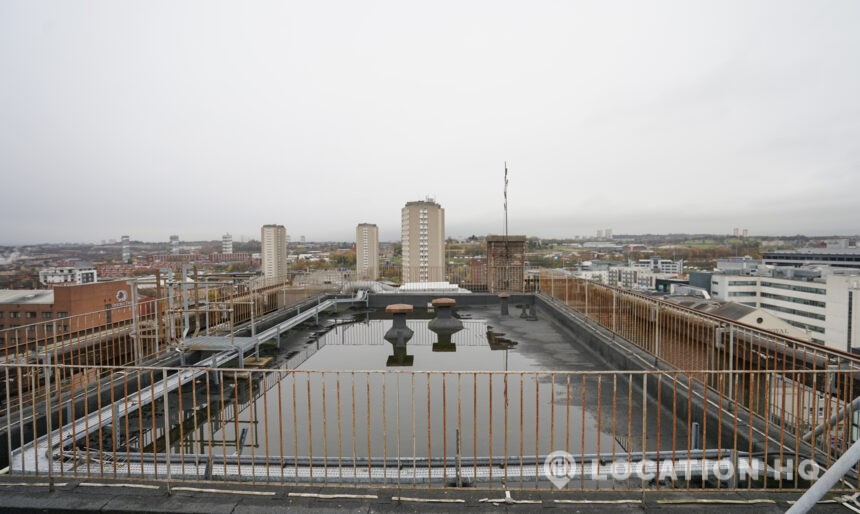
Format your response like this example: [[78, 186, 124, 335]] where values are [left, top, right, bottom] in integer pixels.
[[605, 228, 613, 240], [596, 229, 604, 239], [261, 224, 288, 280], [401, 198, 445, 283], [121, 235, 130, 263], [169, 235, 180, 254], [355, 223, 379, 280], [222, 233, 233, 254]]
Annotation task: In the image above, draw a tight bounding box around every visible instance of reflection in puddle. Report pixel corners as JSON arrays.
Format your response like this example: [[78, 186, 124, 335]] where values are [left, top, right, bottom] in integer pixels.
[[165, 319, 623, 462]]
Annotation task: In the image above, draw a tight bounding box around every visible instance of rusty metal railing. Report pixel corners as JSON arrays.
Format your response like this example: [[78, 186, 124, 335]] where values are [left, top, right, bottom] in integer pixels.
[[538, 272, 860, 477], [538, 271, 860, 373], [4, 363, 859, 491], [0, 276, 338, 417]]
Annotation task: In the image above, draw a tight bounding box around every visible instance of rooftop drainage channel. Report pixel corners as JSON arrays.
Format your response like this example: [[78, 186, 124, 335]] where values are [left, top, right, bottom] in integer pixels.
[[8, 291, 368, 476]]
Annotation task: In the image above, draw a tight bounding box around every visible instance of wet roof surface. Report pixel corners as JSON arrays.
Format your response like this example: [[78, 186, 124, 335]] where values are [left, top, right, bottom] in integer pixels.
[[0, 477, 847, 513], [0, 289, 54, 304]]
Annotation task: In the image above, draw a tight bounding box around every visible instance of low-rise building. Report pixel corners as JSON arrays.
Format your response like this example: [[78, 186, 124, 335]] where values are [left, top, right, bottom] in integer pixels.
[[608, 266, 679, 290], [631, 257, 684, 274], [709, 266, 860, 351], [38, 265, 97, 286], [763, 248, 860, 269], [663, 295, 811, 341], [715, 256, 761, 275], [0, 281, 135, 335]]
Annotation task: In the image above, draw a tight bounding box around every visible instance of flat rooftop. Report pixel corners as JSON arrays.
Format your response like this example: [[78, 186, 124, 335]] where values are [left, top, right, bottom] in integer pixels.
[[764, 248, 860, 255], [0, 289, 54, 305], [0, 477, 850, 513]]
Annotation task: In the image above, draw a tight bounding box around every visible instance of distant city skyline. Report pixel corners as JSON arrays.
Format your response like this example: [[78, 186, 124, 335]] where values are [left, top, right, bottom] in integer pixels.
[[2, 228, 860, 247], [1, 1, 858, 245]]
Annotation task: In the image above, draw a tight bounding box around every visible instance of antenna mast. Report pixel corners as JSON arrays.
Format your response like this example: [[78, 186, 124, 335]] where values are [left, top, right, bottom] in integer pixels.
[[504, 162, 510, 290], [504, 162, 509, 241]]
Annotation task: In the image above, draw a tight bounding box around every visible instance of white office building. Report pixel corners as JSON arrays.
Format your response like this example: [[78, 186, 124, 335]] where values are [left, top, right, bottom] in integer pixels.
[[607, 267, 679, 290], [710, 266, 860, 351], [631, 257, 684, 274], [39, 266, 97, 286]]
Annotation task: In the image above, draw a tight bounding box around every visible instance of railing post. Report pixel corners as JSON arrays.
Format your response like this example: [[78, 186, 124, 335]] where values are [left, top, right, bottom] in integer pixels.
[[168, 271, 176, 346], [162, 369, 172, 494], [584, 279, 589, 318], [250, 292, 256, 337], [204, 284, 210, 336], [565, 276, 569, 305], [130, 281, 141, 365], [45, 359, 53, 490], [612, 290, 617, 334], [182, 265, 191, 340], [728, 325, 734, 398], [654, 304, 660, 359], [154, 295, 161, 354]]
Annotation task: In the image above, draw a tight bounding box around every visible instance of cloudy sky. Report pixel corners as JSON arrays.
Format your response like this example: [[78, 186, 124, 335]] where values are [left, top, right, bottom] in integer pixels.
[[1, 0, 858, 244]]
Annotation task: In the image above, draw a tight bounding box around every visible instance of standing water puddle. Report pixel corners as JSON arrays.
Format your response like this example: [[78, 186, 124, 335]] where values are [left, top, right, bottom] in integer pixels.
[[174, 319, 623, 461]]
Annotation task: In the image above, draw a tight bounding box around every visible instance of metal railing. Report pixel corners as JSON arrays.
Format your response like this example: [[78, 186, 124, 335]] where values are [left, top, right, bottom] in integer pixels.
[[538, 272, 860, 471], [0, 275, 339, 416], [5, 269, 860, 493], [4, 363, 858, 491], [538, 271, 860, 374], [284, 264, 534, 293]]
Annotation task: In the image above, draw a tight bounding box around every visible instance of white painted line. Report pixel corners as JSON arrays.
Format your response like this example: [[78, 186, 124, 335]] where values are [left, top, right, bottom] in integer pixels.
[[80, 482, 160, 490], [172, 487, 276, 496], [656, 499, 776, 504], [289, 492, 378, 500], [0, 482, 68, 487], [392, 496, 466, 503], [555, 499, 641, 504], [479, 491, 541, 505]]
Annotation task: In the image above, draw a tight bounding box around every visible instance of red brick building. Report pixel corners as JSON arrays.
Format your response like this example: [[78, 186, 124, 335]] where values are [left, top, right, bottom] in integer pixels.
[[486, 235, 527, 293], [0, 281, 134, 333]]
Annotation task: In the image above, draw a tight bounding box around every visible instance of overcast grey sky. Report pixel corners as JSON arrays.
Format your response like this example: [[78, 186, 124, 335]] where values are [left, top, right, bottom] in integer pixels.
[[1, 0, 858, 244]]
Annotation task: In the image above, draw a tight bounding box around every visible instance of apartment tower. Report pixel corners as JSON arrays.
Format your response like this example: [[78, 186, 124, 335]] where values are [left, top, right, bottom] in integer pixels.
[[355, 223, 379, 280], [261, 224, 288, 279], [401, 198, 445, 283], [121, 235, 130, 263], [222, 233, 233, 254]]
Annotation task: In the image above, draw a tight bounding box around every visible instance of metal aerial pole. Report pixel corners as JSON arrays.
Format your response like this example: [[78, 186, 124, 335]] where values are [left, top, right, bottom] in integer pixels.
[[504, 162, 510, 290], [504, 161, 509, 243]]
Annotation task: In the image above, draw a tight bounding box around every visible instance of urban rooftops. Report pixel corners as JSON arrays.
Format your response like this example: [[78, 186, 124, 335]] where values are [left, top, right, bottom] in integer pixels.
[[0, 289, 54, 305]]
